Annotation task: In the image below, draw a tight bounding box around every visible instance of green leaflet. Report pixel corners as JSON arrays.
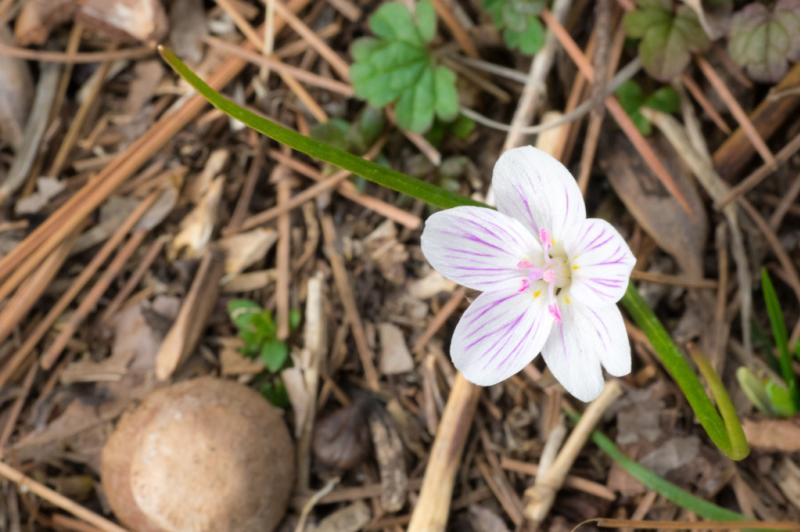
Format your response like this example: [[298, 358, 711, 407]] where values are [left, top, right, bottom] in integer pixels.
[[483, 0, 545, 54], [623, 0, 710, 81], [350, 1, 459, 133], [159, 46, 749, 460], [728, 0, 800, 83], [615, 80, 681, 136]]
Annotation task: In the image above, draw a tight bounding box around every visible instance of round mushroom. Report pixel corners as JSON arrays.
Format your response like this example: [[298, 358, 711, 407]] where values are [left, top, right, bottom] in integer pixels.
[[101, 377, 295, 532]]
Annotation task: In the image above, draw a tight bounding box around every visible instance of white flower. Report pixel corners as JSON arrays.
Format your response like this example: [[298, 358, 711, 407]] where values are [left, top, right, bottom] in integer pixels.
[[420, 146, 636, 402]]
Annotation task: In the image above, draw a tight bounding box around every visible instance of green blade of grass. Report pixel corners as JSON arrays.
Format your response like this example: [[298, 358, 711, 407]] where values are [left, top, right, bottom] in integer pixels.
[[761, 268, 799, 410], [158, 46, 480, 211], [585, 424, 776, 531], [622, 285, 749, 460], [159, 47, 749, 460]]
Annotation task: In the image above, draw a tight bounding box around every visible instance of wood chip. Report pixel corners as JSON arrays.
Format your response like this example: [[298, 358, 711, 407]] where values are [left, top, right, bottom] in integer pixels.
[[742, 418, 800, 452], [378, 322, 414, 375]]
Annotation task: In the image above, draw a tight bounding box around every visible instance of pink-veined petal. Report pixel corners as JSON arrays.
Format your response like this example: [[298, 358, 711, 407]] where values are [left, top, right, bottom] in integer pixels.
[[492, 146, 586, 244], [541, 301, 630, 402], [420, 206, 542, 292], [566, 218, 636, 307], [451, 288, 554, 386]]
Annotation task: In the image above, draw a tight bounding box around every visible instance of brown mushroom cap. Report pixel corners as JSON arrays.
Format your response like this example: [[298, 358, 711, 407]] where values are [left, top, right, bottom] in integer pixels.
[[101, 377, 295, 532]]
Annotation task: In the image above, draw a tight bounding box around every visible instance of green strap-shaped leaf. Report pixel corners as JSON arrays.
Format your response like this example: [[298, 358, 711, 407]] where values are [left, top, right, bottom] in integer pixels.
[[158, 47, 478, 210], [622, 285, 749, 460], [761, 268, 800, 409], [159, 47, 749, 460]]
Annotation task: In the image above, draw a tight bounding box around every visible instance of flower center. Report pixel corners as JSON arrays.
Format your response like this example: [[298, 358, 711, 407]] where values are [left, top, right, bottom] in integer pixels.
[[516, 228, 572, 323]]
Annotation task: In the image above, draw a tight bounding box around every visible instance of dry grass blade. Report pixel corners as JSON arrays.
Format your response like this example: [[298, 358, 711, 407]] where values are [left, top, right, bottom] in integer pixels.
[[0, 41, 154, 62]]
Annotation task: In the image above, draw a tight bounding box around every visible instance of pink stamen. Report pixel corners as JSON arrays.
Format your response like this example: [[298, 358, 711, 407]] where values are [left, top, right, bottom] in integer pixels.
[[518, 279, 530, 292], [517, 259, 534, 269], [542, 269, 556, 283]]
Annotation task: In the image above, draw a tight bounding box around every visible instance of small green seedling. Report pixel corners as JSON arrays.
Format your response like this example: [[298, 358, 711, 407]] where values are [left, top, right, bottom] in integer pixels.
[[615, 81, 680, 136], [227, 299, 301, 406], [737, 269, 800, 417], [350, 0, 459, 133], [483, 0, 546, 55]]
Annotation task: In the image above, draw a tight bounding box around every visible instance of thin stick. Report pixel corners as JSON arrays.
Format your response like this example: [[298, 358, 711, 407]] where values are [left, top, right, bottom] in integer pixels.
[[275, 165, 292, 340], [99, 236, 166, 325], [272, 0, 351, 81], [0, 232, 75, 345], [407, 375, 481, 531], [696, 56, 776, 168], [321, 215, 380, 391], [268, 150, 421, 229], [524, 381, 622, 527], [740, 198, 800, 306], [681, 74, 731, 134], [432, 0, 479, 58], [238, 136, 387, 232], [541, 9, 692, 214], [769, 172, 800, 230], [0, 460, 126, 532], [205, 36, 354, 96], [712, 224, 729, 372], [0, 42, 153, 63], [716, 132, 800, 208], [412, 287, 466, 355], [386, 108, 442, 166], [40, 230, 148, 370], [578, 13, 627, 192], [499, 457, 616, 501], [226, 132, 264, 233], [0, 363, 38, 449], [47, 55, 113, 177], [212, 0, 327, 122], [630, 270, 716, 289]]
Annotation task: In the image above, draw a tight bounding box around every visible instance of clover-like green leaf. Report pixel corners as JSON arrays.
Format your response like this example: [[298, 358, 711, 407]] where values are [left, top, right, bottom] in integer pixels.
[[350, 0, 459, 133], [624, 0, 710, 81], [727, 0, 800, 83], [483, 0, 545, 54], [615, 80, 680, 135]]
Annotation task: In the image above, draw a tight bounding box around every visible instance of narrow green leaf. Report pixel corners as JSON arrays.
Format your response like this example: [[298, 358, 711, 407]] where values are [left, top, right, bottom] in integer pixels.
[[585, 424, 772, 530], [736, 366, 772, 414], [761, 268, 799, 409], [621, 284, 749, 460], [765, 380, 797, 417], [159, 47, 479, 210]]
